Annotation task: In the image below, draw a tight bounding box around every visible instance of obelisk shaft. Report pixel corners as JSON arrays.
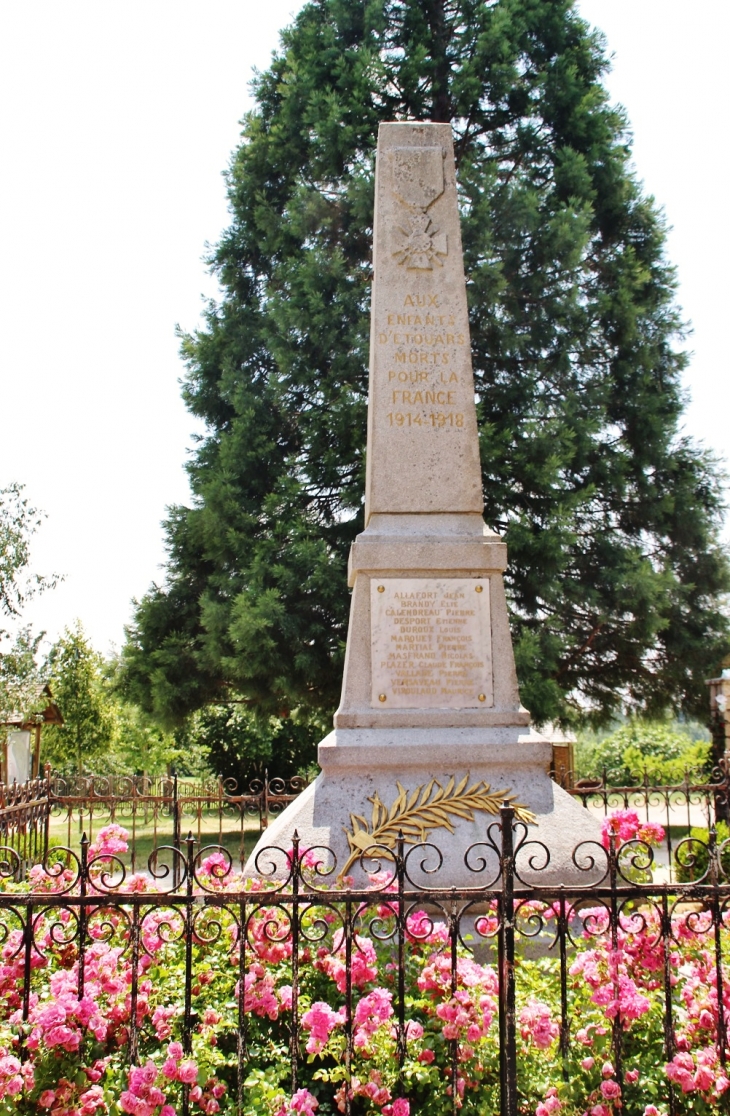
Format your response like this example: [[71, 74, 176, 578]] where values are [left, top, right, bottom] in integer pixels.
[[334, 122, 525, 729], [365, 122, 483, 522]]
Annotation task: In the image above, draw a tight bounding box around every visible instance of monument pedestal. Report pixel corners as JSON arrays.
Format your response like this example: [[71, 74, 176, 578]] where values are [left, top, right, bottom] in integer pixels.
[[246, 122, 601, 885], [249, 726, 599, 887], [334, 512, 527, 730]]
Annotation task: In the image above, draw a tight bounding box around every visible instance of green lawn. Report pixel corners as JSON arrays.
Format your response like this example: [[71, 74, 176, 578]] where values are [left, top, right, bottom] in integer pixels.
[[47, 810, 263, 874]]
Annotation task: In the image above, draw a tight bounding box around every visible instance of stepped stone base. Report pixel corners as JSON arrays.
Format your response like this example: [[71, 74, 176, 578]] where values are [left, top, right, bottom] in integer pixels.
[[245, 727, 603, 889]]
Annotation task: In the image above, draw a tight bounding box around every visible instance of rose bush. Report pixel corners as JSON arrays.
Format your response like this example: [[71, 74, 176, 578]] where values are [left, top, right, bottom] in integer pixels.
[[0, 818, 725, 1114]]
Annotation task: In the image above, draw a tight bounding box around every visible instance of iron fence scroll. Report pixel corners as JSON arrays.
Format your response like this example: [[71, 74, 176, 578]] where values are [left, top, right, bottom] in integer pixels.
[[42, 769, 311, 870], [0, 806, 728, 1114], [559, 762, 730, 881]]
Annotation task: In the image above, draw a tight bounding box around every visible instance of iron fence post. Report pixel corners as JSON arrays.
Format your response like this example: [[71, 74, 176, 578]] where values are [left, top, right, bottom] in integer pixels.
[[344, 894, 353, 1116], [660, 892, 677, 1116], [607, 823, 624, 1089], [557, 891, 570, 1076], [16, 894, 34, 1071], [449, 891, 458, 1116], [172, 772, 181, 890], [708, 823, 728, 1070], [498, 804, 517, 1116], [43, 764, 51, 863], [396, 831, 407, 1097], [78, 833, 89, 1002], [237, 895, 247, 1114], [290, 829, 300, 1094], [181, 831, 195, 1116], [129, 903, 141, 1068]]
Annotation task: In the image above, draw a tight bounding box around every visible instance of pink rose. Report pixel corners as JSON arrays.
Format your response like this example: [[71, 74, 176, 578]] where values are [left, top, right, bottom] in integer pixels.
[[39, 1091, 56, 1109], [177, 1060, 198, 1084], [694, 1065, 715, 1091], [637, 821, 665, 847], [290, 1089, 319, 1114], [600, 1080, 622, 1100]]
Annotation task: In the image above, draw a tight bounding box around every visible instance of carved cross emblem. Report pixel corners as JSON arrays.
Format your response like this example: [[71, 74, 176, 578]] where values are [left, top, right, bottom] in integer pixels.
[[389, 147, 448, 269], [392, 212, 448, 270]]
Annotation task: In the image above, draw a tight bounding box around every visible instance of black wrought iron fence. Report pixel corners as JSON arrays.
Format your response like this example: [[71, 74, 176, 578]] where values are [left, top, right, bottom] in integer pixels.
[[1, 765, 728, 886], [557, 763, 730, 882], [0, 806, 728, 1114], [44, 769, 309, 872], [1, 763, 728, 889], [0, 773, 50, 875]]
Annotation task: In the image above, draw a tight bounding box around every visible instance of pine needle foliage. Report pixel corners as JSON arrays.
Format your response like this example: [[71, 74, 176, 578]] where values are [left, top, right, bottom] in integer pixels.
[[120, 0, 729, 729]]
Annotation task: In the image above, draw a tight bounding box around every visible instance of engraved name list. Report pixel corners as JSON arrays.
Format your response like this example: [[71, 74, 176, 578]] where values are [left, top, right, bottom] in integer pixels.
[[370, 578, 493, 709]]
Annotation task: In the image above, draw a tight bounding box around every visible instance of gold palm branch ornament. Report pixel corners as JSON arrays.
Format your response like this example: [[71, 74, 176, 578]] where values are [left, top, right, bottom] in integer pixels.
[[342, 774, 535, 874]]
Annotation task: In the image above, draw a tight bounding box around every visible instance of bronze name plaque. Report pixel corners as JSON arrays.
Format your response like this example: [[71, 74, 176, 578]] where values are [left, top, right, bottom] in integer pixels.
[[370, 578, 493, 709]]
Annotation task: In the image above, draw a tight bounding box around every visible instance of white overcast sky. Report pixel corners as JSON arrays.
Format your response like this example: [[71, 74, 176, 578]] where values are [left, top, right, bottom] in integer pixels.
[[1, 1, 728, 657]]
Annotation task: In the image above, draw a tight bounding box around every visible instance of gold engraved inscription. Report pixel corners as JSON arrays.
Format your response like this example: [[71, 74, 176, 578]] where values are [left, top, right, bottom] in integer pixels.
[[378, 295, 470, 431], [370, 578, 493, 709]]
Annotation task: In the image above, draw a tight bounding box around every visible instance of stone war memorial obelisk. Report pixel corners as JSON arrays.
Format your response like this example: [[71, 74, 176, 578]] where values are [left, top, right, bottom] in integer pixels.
[[247, 122, 599, 885]]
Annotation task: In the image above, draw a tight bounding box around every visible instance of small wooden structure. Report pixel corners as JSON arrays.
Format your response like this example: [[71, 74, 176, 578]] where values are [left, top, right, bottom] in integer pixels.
[[0, 684, 63, 782], [540, 723, 577, 789], [707, 668, 730, 762]]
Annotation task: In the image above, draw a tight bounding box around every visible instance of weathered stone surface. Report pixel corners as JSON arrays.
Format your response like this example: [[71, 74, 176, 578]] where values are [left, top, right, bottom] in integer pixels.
[[249, 728, 603, 889], [365, 122, 482, 520], [334, 513, 525, 727], [245, 122, 600, 884]]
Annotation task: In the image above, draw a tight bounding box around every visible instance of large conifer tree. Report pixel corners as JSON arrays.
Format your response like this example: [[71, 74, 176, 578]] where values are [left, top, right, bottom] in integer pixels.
[[121, 0, 729, 728]]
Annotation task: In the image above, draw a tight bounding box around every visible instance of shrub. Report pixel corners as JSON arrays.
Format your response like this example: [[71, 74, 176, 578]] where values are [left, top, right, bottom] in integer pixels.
[[575, 720, 711, 786]]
